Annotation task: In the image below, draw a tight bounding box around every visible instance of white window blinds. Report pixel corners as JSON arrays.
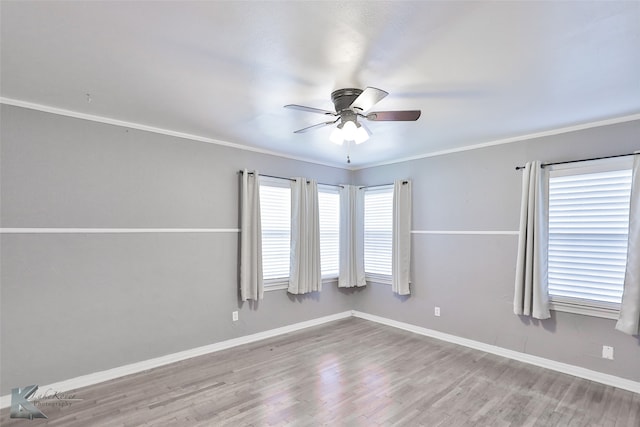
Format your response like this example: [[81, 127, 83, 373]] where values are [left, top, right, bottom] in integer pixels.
[[364, 186, 393, 278], [259, 179, 291, 281], [548, 165, 632, 307], [318, 186, 340, 278]]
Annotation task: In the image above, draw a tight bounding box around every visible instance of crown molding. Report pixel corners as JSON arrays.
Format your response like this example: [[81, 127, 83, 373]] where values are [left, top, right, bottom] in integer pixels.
[[352, 113, 640, 170], [3, 97, 638, 171], [0, 97, 344, 169]]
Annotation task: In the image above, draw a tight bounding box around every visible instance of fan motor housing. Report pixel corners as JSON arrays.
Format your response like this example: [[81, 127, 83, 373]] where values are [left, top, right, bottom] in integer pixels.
[[331, 88, 363, 112]]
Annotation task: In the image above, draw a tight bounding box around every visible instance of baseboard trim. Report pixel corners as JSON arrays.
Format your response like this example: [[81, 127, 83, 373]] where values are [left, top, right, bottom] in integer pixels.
[[0, 310, 352, 409], [351, 310, 640, 395], [2, 309, 637, 409]]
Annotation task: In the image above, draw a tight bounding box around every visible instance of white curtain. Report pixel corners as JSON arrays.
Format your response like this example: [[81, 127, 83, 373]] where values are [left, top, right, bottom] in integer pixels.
[[288, 178, 322, 294], [240, 169, 263, 301], [392, 180, 412, 295], [338, 185, 366, 288], [514, 161, 551, 319], [616, 155, 640, 335]]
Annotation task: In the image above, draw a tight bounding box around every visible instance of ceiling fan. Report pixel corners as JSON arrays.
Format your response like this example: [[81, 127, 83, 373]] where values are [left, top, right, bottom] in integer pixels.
[[284, 87, 421, 146]]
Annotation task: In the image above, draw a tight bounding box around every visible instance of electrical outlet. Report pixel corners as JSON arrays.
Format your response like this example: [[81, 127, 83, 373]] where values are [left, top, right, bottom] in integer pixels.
[[232, 311, 239, 322], [434, 307, 441, 317], [602, 345, 614, 360]]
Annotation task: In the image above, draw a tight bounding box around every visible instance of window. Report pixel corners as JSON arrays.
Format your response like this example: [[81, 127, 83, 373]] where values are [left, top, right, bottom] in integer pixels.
[[260, 177, 291, 285], [318, 186, 340, 278], [259, 178, 341, 288], [364, 186, 393, 283], [547, 158, 633, 318]]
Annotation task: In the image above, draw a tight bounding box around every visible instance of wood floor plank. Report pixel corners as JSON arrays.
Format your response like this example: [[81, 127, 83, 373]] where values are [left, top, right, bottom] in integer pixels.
[[1, 317, 638, 426]]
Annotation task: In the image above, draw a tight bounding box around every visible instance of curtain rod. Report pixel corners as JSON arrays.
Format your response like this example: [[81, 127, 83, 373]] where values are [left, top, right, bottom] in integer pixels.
[[359, 181, 408, 190], [238, 170, 343, 188], [515, 151, 639, 170]]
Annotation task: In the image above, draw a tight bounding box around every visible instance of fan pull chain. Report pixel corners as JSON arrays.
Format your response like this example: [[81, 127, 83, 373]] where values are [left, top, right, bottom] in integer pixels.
[[346, 140, 351, 164]]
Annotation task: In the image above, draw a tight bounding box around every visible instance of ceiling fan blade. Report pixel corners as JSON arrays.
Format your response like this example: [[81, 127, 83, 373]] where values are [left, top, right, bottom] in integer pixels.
[[366, 110, 421, 121], [284, 104, 336, 116], [349, 87, 388, 112], [293, 119, 338, 134]]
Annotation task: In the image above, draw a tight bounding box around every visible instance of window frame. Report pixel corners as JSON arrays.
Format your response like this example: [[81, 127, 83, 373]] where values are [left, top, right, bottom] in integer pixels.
[[363, 185, 394, 285], [546, 157, 633, 319], [259, 177, 342, 291], [259, 176, 292, 290], [318, 184, 340, 281]]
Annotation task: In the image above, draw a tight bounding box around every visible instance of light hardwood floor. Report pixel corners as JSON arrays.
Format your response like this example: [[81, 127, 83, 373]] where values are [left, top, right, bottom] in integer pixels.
[[2, 318, 639, 426]]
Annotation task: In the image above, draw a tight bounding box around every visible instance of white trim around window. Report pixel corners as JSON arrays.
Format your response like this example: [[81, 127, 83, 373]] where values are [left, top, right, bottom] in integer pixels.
[[318, 184, 340, 281], [546, 156, 633, 319], [259, 176, 291, 289], [364, 185, 394, 284], [259, 178, 341, 291]]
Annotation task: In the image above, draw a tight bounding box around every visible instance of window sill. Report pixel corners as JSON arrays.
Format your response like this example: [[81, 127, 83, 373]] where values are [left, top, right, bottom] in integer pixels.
[[264, 276, 339, 292], [365, 273, 392, 286], [550, 299, 620, 320], [264, 282, 288, 292]]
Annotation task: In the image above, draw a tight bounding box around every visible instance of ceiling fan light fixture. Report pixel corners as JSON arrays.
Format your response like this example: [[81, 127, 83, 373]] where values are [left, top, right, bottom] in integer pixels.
[[341, 120, 358, 140], [329, 126, 344, 145], [330, 118, 370, 145], [354, 123, 370, 144]]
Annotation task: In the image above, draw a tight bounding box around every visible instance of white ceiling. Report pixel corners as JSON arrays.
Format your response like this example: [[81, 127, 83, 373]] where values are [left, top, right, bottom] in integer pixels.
[[2, 1, 639, 168]]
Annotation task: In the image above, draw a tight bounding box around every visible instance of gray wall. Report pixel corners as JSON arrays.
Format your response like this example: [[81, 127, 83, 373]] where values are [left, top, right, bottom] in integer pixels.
[[0, 105, 353, 395], [353, 119, 640, 382], [2, 104, 639, 396]]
